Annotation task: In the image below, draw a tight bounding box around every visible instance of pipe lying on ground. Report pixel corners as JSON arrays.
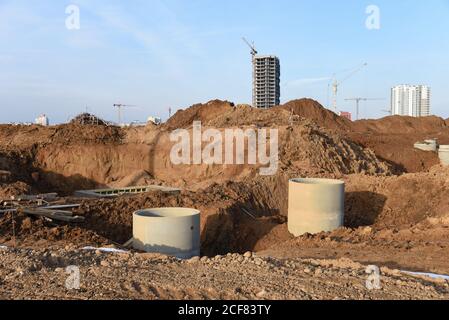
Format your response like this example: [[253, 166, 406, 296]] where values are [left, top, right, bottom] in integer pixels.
[[288, 178, 345, 237]]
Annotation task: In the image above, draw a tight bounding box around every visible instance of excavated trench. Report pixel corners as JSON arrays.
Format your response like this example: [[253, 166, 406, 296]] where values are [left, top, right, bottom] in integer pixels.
[[2, 171, 413, 257], [2, 135, 444, 257], [0, 148, 413, 257], [69, 178, 292, 256]]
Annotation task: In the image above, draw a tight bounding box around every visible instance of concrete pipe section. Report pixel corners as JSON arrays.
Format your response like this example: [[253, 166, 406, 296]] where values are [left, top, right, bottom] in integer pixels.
[[288, 178, 345, 237], [133, 208, 200, 259], [439, 145, 449, 166], [414, 139, 438, 152]]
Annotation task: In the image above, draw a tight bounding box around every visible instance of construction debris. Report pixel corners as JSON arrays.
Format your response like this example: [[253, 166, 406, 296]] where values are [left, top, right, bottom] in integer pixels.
[[0, 170, 11, 183], [70, 113, 109, 126], [13, 193, 58, 201], [414, 139, 438, 152], [74, 185, 181, 198], [22, 208, 84, 223], [0, 192, 83, 223]]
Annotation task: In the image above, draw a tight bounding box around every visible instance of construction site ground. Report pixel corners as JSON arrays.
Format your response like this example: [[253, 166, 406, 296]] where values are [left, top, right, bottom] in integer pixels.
[[1, 99, 449, 300]]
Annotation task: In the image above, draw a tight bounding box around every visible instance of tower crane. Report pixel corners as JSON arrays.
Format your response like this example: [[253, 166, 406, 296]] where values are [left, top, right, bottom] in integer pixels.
[[331, 63, 368, 113], [113, 103, 138, 125], [242, 37, 258, 58], [344, 97, 385, 120]]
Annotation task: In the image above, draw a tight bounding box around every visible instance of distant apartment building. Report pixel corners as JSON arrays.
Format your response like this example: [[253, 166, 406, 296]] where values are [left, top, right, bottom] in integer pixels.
[[253, 55, 281, 109], [339, 111, 352, 121], [35, 114, 49, 126], [391, 85, 431, 117]]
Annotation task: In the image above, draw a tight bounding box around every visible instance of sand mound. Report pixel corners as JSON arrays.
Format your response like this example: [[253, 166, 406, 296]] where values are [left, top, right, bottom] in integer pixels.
[[347, 115, 449, 173], [0, 124, 123, 150], [278, 125, 391, 177], [279, 98, 352, 131], [345, 166, 449, 229], [0, 105, 393, 195], [165, 98, 351, 131], [165, 100, 235, 129], [351, 115, 447, 134]]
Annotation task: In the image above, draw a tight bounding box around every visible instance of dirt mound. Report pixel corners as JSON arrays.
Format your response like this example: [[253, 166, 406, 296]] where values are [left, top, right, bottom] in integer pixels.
[[344, 166, 449, 229], [346, 132, 442, 173], [0, 210, 108, 249], [70, 113, 109, 126], [342, 116, 449, 173], [164, 98, 439, 174], [351, 115, 447, 134], [207, 104, 292, 127], [165, 98, 352, 131], [0, 115, 393, 195], [0, 124, 124, 150], [281, 125, 391, 176], [145, 124, 392, 191], [165, 100, 235, 129], [278, 99, 352, 131], [44, 124, 124, 145]]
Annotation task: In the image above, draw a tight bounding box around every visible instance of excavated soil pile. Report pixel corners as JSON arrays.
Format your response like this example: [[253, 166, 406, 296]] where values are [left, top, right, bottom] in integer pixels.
[[351, 115, 448, 134], [0, 124, 126, 195], [0, 102, 393, 195], [164, 99, 449, 173], [70, 113, 109, 126], [347, 116, 449, 173], [0, 123, 123, 148], [344, 166, 449, 229], [165, 100, 236, 129], [165, 98, 351, 130], [279, 99, 352, 132]]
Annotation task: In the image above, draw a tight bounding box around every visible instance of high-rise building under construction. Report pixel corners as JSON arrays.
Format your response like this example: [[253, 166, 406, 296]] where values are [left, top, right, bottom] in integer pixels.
[[253, 55, 281, 109]]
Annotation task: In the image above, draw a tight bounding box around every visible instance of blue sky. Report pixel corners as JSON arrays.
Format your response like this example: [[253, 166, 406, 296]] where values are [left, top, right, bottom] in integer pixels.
[[1, 0, 448, 124]]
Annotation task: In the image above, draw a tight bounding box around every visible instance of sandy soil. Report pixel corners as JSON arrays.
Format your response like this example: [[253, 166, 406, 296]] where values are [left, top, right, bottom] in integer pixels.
[[1, 247, 448, 300]]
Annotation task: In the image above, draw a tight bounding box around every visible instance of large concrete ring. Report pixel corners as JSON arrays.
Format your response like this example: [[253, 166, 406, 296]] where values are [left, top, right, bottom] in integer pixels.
[[133, 208, 200, 259], [288, 178, 345, 237]]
